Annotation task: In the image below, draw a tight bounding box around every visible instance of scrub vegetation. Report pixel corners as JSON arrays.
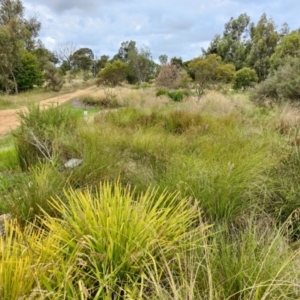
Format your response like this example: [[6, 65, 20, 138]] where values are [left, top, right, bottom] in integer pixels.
[[1, 0, 300, 299]]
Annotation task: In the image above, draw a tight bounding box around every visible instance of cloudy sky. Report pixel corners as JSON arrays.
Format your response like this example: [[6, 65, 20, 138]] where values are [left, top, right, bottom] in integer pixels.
[[22, 0, 299, 62]]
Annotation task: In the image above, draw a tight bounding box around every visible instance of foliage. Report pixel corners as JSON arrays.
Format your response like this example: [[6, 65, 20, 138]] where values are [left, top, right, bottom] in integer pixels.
[[128, 45, 155, 83], [252, 55, 300, 102], [155, 63, 181, 89], [4, 163, 65, 222], [39, 182, 208, 298], [15, 50, 43, 91], [270, 30, 300, 70], [215, 63, 235, 83], [204, 13, 252, 70], [247, 13, 279, 81], [233, 67, 258, 89], [156, 88, 188, 102], [0, 0, 41, 93], [70, 47, 94, 71], [96, 60, 128, 87], [33, 40, 59, 72], [156, 88, 168, 97], [170, 56, 183, 67], [158, 54, 168, 65], [93, 54, 109, 76], [13, 103, 78, 170], [2, 87, 300, 298], [114, 40, 136, 62], [188, 54, 226, 98], [43, 63, 64, 91]]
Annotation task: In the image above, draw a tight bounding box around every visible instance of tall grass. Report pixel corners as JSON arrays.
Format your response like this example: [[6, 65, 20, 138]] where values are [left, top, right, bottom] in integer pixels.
[[37, 182, 209, 299], [1, 88, 300, 298], [14, 103, 80, 170]]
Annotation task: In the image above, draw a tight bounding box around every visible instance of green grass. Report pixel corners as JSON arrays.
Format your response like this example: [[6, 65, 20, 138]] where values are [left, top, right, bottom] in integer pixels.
[[1, 89, 300, 298]]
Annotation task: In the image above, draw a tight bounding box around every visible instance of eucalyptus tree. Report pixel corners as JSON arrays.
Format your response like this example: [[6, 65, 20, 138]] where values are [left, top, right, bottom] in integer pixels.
[[247, 13, 279, 81]]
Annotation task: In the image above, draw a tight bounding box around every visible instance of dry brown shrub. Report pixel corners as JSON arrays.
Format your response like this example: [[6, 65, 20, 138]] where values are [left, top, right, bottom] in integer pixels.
[[155, 64, 181, 89], [275, 104, 300, 134]]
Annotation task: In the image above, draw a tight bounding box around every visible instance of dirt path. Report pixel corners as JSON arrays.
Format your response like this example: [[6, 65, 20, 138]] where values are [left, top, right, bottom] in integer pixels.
[[0, 86, 94, 139]]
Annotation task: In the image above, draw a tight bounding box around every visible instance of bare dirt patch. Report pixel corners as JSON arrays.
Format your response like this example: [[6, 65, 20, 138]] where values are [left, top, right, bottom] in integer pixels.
[[0, 87, 94, 138]]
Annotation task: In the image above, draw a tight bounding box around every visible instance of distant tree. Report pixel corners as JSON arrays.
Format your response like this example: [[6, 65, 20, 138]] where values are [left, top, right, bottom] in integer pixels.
[[270, 31, 300, 70], [128, 45, 155, 83], [93, 55, 109, 76], [33, 40, 59, 70], [203, 13, 252, 70], [247, 13, 279, 81], [70, 47, 94, 71], [233, 67, 258, 90], [54, 42, 77, 68], [114, 40, 136, 62], [170, 56, 183, 67], [44, 63, 64, 91], [96, 60, 128, 87], [188, 54, 223, 98], [15, 50, 43, 91], [202, 34, 221, 56], [158, 54, 168, 65], [59, 60, 71, 76]]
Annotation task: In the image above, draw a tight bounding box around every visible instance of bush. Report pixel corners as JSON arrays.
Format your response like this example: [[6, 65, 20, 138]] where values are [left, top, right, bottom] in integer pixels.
[[39, 182, 208, 298], [233, 67, 258, 90], [156, 88, 168, 97], [15, 51, 43, 91], [96, 60, 128, 87], [14, 104, 78, 170], [252, 55, 300, 103], [155, 64, 181, 89], [156, 89, 187, 102], [167, 90, 184, 102], [44, 63, 64, 91]]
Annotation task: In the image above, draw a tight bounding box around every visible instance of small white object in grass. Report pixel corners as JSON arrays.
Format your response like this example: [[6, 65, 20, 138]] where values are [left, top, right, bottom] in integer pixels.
[[64, 158, 83, 168], [84, 110, 88, 116]]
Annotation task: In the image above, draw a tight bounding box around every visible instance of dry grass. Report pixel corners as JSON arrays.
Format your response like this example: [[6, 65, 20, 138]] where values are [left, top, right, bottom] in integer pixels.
[[0, 78, 96, 110], [181, 90, 254, 116], [274, 103, 300, 134], [83, 86, 170, 109]]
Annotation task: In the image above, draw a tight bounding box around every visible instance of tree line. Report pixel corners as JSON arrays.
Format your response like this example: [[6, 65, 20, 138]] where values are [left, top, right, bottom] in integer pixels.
[[1, 0, 299, 101]]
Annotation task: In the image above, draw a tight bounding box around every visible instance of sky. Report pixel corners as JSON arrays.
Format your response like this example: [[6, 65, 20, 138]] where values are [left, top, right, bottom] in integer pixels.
[[22, 0, 300, 62]]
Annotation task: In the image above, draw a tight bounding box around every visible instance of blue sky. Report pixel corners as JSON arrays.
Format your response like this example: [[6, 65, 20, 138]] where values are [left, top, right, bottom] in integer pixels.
[[23, 0, 300, 62]]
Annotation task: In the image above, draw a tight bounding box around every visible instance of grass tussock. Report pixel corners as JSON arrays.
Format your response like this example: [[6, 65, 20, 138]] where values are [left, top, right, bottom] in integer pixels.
[[1, 86, 300, 298]]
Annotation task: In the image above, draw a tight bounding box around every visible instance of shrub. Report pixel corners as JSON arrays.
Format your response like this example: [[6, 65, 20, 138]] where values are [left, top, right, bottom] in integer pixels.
[[14, 104, 78, 170], [156, 88, 168, 97], [156, 89, 186, 102], [233, 67, 258, 90], [44, 63, 64, 91], [15, 51, 43, 91], [252, 55, 300, 103], [96, 60, 128, 87], [39, 182, 208, 298], [155, 64, 181, 89], [167, 90, 184, 102]]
